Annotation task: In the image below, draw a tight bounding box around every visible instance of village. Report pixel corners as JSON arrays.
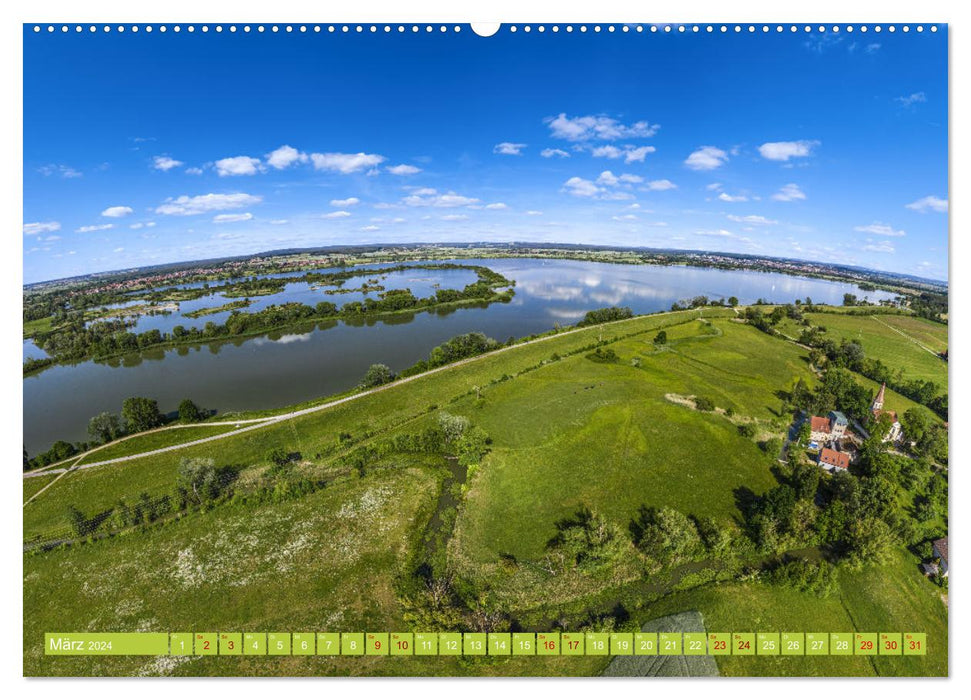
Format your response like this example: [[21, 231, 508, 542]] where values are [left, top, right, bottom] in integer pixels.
[[795, 382, 947, 581]]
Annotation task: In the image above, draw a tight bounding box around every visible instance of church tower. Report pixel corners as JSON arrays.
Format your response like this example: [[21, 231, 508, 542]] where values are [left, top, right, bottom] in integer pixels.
[[872, 382, 886, 413]]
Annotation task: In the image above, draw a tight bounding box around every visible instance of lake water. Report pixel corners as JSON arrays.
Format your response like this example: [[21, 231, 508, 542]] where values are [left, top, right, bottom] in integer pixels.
[[23, 258, 893, 454]]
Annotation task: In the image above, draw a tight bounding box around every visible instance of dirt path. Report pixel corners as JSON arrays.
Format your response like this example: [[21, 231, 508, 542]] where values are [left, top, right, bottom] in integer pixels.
[[869, 314, 942, 357], [24, 309, 709, 482]]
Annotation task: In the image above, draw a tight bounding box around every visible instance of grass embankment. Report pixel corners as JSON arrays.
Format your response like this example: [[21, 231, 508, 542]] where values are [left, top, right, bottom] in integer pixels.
[[24, 309, 727, 541]]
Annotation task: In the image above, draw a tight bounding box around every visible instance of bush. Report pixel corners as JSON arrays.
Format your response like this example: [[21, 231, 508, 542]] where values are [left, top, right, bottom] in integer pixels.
[[694, 396, 716, 411], [737, 423, 757, 438], [360, 363, 395, 389], [577, 306, 634, 327], [178, 399, 203, 423]]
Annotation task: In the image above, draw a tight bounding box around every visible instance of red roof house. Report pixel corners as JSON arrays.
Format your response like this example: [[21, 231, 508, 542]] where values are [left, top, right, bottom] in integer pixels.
[[819, 447, 850, 471]]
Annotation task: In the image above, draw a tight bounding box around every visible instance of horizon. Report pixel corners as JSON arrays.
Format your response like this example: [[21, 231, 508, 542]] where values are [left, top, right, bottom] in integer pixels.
[[22, 240, 949, 288], [23, 25, 948, 284]]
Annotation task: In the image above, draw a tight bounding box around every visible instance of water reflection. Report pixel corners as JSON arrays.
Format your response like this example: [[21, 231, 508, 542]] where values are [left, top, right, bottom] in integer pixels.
[[24, 258, 894, 453]]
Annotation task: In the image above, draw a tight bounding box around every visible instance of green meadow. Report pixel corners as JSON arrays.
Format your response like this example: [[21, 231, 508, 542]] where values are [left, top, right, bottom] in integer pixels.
[[22, 308, 947, 677], [807, 312, 947, 390]]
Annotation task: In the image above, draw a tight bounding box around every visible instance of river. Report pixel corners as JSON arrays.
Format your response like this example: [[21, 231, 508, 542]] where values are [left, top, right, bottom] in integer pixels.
[[23, 258, 894, 454]]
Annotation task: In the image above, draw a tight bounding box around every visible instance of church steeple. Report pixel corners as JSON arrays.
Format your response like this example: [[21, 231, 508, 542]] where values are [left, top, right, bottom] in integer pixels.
[[872, 382, 886, 412]]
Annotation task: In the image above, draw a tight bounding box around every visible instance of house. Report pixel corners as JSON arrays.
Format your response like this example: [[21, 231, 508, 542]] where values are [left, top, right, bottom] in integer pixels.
[[870, 383, 903, 443], [932, 536, 948, 576], [809, 411, 849, 444], [818, 447, 851, 472]]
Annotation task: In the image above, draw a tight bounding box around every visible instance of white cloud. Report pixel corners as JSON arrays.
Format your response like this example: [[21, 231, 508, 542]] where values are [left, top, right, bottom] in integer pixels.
[[152, 156, 184, 172], [129, 222, 156, 230], [265, 145, 308, 169], [854, 222, 906, 237], [895, 92, 927, 107], [361, 225, 381, 232], [597, 171, 620, 186], [441, 214, 469, 221], [410, 187, 437, 196], [684, 146, 728, 171], [310, 152, 386, 174], [562, 176, 601, 198], [727, 214, 778, 225], [771, 183, 806, 202], [101, 206, 133, 218], [269, 219, 289, 225], [621, 146, 655, 163], [213, 213, 253, 223], [696, 229, 737, 238], [38, 164, 82, 178], [591, 144, 656, 163], [525, 210, 543, 216], [76, 223, 114, 233], [644, 179, 677, 191], [863, 241, 896, 253], [322, 210, 352, 219], [905, 195, 948, 213], [23, 221, 61, 236], [706, 182, 723, 191], [718, 192, 748, 203], [612, 214, 638, 221], [386, 164, 422, 175], [401, 191, 480, 207], [591, 145, 622, 159], [185, 167, 204, 175], [758, 140, 819, 161], [540, 148, 570, 158], [330, 197, 360, 207], [546, 113, 659, 141], [155, 192, 262, 215], [113, 247, 125, 253], [494, 142, 526, 155], [214, 156, 262, 176], [866, 43, 881, 53], [485, 202, 508, 210]]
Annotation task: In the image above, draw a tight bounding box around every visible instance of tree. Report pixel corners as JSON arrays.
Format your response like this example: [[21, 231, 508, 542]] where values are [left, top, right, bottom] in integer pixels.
[[546, 506, 629, 573], [88, 411, 122, 444], [178, 398, 203, 423], [360, 363, 395, 389], [630, 505, 701, 564], [728, 296, 739, 308], [843, 293, 858, 307], [121, 396, 164, 433], [438, 412, 470, 444], [653, 330, 668, 345], [176, 457, 223, 506], [694, 396, 715, 411]]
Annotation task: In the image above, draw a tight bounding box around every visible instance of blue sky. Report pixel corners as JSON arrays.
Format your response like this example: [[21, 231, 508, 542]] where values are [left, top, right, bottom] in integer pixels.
[[23, 25, 948, 284]]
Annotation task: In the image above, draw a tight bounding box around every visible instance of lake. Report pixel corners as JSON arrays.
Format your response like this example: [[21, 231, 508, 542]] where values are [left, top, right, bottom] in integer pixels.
[[23, 258, 894, 454]]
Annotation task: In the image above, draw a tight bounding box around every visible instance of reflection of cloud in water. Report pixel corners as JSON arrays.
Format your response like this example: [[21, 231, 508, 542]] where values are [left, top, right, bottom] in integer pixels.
[[516, 279, 587, 302], [252, 333, 313, 346], [547, 308, 588, 320]]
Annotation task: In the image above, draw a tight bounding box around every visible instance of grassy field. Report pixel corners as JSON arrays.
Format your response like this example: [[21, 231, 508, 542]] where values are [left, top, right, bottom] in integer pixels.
[[640, 548, 947, 677], [23, 309, 735, 540], [74, 424, 241, 466], [807, 312, 948, 390], [453, 319, 807, 572], [22, 307, 948, 677]]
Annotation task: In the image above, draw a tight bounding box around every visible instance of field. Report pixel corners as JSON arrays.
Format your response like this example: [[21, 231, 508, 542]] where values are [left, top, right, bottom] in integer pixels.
[[806, 312, 947, 390], [22, 307, 948, 677], [641, 548, 947, 677]]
